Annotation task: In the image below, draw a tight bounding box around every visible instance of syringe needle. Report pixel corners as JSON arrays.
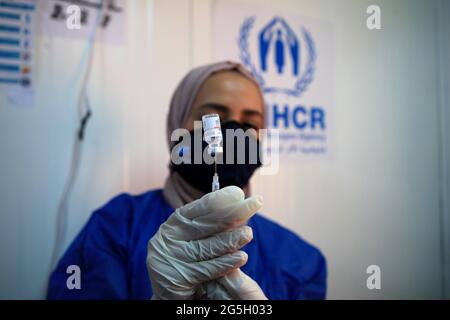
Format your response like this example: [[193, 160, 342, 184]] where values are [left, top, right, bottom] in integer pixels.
[[212, 154, 220, 192]]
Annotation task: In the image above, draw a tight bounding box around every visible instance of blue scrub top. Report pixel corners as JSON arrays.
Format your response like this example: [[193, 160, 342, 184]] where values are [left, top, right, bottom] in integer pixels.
[[47, 189, 327, 300]]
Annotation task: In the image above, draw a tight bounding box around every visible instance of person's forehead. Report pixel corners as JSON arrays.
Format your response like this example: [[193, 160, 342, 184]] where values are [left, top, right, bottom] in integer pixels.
[[194, 71, 263, 106], [201, 71, 257, 91]]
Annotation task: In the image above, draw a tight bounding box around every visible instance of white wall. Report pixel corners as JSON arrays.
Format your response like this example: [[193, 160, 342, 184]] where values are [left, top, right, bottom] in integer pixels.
[[0, 0, 448, 299], [192, 0, 448, 299], [437, 0, 450, 299]]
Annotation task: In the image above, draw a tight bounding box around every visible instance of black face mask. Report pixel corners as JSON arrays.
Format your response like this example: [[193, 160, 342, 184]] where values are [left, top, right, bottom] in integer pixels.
[[171, 121, 262, 193]]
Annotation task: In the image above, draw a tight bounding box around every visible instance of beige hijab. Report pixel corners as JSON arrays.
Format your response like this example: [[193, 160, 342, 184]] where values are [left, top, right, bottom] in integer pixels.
[[162, 61, 264, 209]]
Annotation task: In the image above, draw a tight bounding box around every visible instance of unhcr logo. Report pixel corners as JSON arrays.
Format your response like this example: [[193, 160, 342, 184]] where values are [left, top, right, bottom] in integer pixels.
[[238, 16, 316, 97]]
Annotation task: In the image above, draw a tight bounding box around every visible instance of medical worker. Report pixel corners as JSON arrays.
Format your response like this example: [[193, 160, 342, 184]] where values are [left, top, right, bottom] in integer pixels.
[[47, 61, 327, 300]]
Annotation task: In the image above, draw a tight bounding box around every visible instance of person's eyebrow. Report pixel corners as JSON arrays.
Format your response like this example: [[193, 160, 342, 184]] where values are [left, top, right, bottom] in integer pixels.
[[196, 103, 264, 124], [196, 103, 230, 114], [243, 109, 264, 120]]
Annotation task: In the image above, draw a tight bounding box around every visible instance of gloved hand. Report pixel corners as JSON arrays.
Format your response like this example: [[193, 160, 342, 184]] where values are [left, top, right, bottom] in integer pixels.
[[147, 186, 262, 300], [201, 268, 268, 300], [212, 269, 268, 300]]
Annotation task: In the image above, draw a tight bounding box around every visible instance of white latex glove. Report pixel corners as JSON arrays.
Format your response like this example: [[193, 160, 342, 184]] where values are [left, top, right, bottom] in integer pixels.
[[216, 269, 268, 299], [147, 186, 262, 300], [201, 268, 268, 300]]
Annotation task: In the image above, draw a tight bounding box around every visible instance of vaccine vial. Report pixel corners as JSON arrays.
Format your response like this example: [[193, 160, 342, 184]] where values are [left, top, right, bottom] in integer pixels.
[[202, 114, 223, 156]]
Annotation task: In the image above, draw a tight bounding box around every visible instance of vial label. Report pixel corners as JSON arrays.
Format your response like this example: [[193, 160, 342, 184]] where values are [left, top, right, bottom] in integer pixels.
[[202, 114, 221, 130], [202, 114, 223, 155]]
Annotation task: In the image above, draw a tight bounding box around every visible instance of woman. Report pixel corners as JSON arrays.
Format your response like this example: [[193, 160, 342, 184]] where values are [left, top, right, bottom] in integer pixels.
[[47, 61, 327, 300]]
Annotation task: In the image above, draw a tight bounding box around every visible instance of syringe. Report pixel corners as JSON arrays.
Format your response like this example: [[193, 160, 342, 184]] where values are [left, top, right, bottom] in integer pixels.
[[202, 114, 223, 192], [212, 163, 220, 192]]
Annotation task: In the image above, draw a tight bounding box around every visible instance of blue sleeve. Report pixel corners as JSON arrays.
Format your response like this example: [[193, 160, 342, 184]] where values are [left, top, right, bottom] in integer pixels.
[[290, 248, 327, 300], [47, 194, 133, 300]]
